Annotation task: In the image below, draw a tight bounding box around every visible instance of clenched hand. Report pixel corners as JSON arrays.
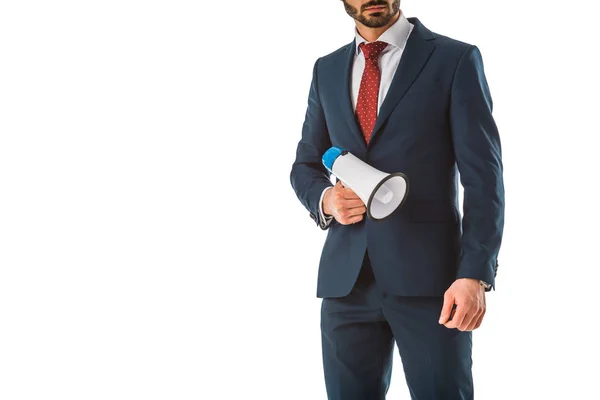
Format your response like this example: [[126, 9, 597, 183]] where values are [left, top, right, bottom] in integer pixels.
[[439, 278, 486, 331], [322, 181, 367, 225]]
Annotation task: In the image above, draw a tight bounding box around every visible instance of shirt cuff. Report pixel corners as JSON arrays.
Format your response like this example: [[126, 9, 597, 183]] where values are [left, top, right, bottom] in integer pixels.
[[318, 186, 334, 229]]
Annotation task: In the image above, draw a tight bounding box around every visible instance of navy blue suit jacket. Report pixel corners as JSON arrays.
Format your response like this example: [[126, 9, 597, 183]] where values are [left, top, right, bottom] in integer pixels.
[[290, 17, 504, 298]]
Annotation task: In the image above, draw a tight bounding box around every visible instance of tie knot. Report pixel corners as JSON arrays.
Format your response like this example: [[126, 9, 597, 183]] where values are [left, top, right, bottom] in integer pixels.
[[360, 41, 388, 60]]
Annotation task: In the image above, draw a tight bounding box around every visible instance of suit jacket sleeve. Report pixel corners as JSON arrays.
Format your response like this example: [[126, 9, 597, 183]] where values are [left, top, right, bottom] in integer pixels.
[[290, 57, 335, 230], [450, 45, 505, 289]]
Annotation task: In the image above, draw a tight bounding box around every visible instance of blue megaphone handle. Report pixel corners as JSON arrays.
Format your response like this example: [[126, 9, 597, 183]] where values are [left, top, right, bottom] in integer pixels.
[[322, 146, 345, 172]]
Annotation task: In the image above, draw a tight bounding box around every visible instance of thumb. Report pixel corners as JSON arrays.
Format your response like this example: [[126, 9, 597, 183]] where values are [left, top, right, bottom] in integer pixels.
[[439, 292, 455, 324]]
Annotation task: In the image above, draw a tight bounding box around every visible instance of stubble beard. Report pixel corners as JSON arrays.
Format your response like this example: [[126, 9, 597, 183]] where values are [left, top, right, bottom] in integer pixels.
[[343, 0, 401, 28]]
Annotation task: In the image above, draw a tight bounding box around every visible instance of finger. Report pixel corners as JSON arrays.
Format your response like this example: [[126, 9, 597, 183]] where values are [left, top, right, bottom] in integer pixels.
[[342, 188, 361, 200], [346, 213, 364, 224], [332, 181, 343, 195], [473, 310, 485, 330], [444, 304, 468, 329], [337, 210, 363, 225], [467, 295, 486, 331], [332, 191, 348, 210], [342, 198, 366, 209], [438, 293, 455, 324], [331, 181, 342, 196], [460, 309, 480, 331], [344, 205, 367, 216], [337, 206, 364, 220], [336, 198, 364, 209]]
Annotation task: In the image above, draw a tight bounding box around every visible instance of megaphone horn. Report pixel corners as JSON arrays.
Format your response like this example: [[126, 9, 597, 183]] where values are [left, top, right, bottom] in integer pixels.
[[322, 146, 409, 221]]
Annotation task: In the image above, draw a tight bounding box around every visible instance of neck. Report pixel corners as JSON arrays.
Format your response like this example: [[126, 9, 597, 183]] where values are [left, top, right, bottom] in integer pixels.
[[355, 10, 400, 42]]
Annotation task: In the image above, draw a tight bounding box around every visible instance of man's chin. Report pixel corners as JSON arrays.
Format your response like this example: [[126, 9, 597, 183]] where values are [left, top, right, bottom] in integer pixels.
[[361, 17, 390, 28]]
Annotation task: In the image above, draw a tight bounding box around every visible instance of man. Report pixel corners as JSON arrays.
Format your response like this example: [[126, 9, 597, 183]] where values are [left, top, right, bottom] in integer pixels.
[[290, 1, 504, 399]]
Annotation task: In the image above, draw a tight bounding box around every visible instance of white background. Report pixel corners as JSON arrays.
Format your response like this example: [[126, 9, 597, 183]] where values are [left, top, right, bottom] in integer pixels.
[[1, 0, 599, 399]]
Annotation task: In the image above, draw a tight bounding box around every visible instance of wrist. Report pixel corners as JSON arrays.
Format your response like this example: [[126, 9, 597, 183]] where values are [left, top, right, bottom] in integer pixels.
[[322, 187, 333, 216], [457, 277, 485, 288]]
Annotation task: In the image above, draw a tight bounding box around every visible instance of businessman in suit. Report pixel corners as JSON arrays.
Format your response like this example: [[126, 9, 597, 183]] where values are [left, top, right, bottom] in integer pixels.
[[290, 1, 504, 399]]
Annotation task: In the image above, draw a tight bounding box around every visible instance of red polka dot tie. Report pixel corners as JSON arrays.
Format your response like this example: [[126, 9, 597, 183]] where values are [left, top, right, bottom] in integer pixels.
[[356, 41, 388, 144]]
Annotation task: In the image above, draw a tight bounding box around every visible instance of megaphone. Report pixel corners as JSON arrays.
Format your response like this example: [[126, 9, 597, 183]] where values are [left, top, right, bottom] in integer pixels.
[[322, 146, 409, 220]]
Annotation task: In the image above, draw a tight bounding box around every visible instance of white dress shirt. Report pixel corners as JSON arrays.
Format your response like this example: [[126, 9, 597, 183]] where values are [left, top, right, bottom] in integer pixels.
[[319, 12, 413, 228]]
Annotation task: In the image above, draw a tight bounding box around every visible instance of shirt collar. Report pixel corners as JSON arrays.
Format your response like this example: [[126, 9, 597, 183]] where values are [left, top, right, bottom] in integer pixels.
[[355, 11, 411, 55]]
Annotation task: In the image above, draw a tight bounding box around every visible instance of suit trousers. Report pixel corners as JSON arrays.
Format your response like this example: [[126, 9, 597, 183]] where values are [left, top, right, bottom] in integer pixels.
[[320, 250, 474, 400]]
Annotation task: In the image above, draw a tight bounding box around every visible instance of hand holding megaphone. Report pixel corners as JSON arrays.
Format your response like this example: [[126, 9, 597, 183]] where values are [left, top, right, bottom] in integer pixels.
[[322, 147, 409, 221], [322, 180, 368, 225]]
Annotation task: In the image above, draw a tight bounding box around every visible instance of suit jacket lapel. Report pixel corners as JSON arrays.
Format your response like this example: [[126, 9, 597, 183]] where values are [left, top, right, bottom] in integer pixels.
[[368, 17, 436, 148]]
